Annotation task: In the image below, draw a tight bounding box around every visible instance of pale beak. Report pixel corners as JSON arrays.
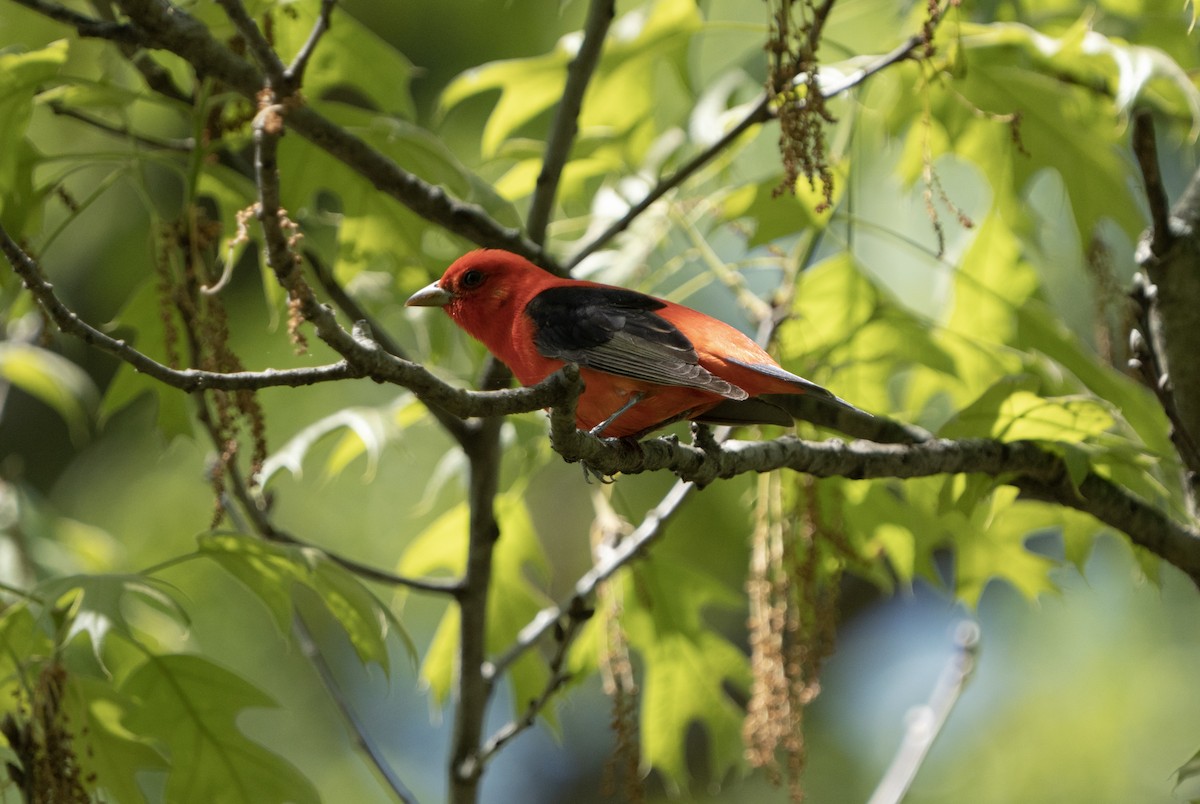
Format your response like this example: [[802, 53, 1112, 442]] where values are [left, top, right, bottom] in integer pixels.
[[405, 281, 453, 307]]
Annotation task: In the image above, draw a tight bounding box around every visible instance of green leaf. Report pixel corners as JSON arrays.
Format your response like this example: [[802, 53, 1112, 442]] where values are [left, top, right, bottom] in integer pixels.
[[280, 106, 519, 285], [199, 533, 405, 670], [719, 176, 832, 248], [620, 558, 750, 790], [441, 48, 568, 158], [909, 19, 1164, 243], [400, 489, 553, 718], [259, 406, 395, 486], [65, 674, 168, 804], [1174, 746, 1200, 801], [0, 341, 98, 443], [270, 5, 416, 119], [441, 0, 700, 157], [841, 479, 955, 587], [122, 654, 320, 804], [0, 604, 55, 680], [0, 40, 68, 221], [940, 376, 1115, 442], [1015, 300, 1172, 459], [781, 253, 879, 363], [99, 282, 192, 438], [36, 574, 190, 659], [952, 488, 1060, 607]]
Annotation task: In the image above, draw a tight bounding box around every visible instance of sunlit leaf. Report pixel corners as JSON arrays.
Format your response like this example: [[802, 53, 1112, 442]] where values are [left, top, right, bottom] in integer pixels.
[[260, 406, 394, 486], [620, 558, 750, 789], [400, 489, 553, 718], [65, 674, 168, 804], [441, 0, 700, 157], [270, 4, 416, 119], [0, 40, 68, 220], [36, 574, 191, 660], [952, 488, 1060, 606], [940, 376, 1115, 442]]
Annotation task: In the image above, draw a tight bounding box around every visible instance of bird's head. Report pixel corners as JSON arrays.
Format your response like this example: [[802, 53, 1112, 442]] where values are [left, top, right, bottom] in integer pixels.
[[405, 249, 556, 343]]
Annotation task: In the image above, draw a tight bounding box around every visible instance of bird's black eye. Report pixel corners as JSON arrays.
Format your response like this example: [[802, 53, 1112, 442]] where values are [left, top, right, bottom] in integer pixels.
[[460, 269, 485, 289]]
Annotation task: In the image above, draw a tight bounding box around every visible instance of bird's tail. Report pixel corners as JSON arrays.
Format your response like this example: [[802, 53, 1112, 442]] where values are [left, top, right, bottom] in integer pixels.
[[699, 393, 930, 444]]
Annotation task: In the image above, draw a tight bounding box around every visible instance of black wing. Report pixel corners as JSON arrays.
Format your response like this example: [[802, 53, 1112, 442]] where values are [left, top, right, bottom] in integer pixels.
[[525, 285, 747, 400]]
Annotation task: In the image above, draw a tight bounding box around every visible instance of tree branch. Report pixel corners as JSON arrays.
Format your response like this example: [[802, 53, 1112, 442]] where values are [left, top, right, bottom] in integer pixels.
[[292, 615, 418, 804], [526, 0, 615, 248], [1133, 142, 1200, 513], [449, 418, 506, 802], [214, 0, 287, 87], [284, 0, 336, 87], [868, 621, 979, 804], [476, 596, 589, 766], [485, 479, 695, 683], [0, 221, 582, 425], [305, 248, 472, 445], [1132, 109, 1173, 258], [548, 423, 1200, 585], [11, 0, 140, 43]]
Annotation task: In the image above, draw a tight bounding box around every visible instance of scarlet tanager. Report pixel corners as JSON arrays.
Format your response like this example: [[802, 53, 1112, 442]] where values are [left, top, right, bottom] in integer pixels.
[[407, 249, 914, 442]]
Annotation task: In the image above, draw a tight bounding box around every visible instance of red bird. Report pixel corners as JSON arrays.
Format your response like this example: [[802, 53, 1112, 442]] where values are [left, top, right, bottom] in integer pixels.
[[407, 249, 909, 442]]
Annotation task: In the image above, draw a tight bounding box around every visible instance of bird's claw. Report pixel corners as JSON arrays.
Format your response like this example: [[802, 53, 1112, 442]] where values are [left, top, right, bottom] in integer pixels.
[[580, 462, 616, 484]]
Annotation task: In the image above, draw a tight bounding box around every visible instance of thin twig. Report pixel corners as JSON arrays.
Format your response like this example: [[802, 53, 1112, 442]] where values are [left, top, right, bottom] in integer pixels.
[[476, 599, 589, 764], [215, 0, 288, 86], [293, 614, 419, 804], [0, 222, 364, 390], [485, 479, 694, 683], [527, 0, 615, 249], [1132, 108, 1174, 258], [305, 249, 471, 445], [48, 102, 195, 151], [1, 225, 582, 417], [868, 621, 980, 804], [285, 0, 337, 87]]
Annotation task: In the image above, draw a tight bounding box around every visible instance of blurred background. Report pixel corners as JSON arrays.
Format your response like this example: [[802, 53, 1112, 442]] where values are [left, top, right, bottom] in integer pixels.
[[3, 0, 1200, 801]]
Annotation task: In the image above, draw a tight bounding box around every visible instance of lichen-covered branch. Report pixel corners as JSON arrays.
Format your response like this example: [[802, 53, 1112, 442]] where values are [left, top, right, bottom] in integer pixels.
[[1132, 114, 1200, 512], [548, 402, 1200, 585]]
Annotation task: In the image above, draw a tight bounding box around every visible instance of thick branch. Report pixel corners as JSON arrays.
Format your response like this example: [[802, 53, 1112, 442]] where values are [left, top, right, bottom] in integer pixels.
[[12, 0, 140, 42], [1134, 135, 1200, 509], [449, 417, 505, 802], [550, 407, 1200, 586]]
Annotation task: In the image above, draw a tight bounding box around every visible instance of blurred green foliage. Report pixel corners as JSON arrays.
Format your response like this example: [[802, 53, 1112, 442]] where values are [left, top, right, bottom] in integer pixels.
[[1, 0, 1199, 802]]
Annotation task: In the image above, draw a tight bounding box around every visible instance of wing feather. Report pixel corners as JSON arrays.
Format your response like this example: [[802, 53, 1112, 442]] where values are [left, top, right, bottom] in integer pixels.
[[526, 286, 747, 400]]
